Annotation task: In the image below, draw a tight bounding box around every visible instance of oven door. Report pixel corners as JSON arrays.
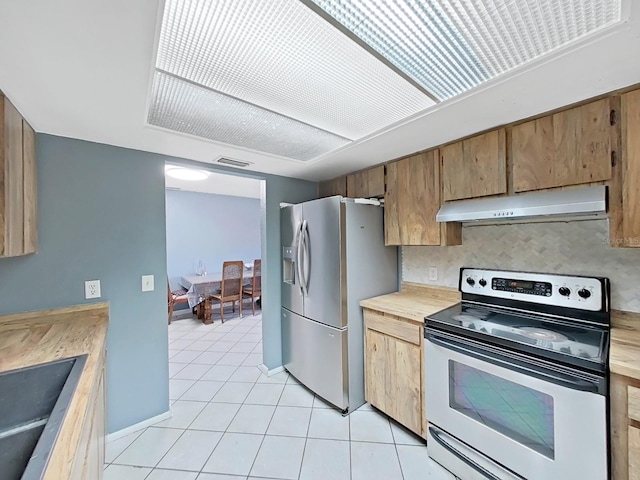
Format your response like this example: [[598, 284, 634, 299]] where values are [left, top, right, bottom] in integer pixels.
[[425, 330, 607, 480]]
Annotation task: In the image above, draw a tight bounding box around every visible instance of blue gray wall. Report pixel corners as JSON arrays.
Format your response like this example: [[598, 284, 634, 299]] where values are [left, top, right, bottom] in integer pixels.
[[0, 134, 169, 433], [0, 134, 317, 433], [165, 190, 261, 290]]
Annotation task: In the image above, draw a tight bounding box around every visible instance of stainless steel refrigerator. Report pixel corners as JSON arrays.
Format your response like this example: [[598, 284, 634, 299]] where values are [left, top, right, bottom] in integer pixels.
[[281, 196, 398, 413]]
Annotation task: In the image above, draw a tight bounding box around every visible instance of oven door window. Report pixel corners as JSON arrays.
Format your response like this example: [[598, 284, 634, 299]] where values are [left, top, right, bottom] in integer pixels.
[[449, 360, 554, 459]]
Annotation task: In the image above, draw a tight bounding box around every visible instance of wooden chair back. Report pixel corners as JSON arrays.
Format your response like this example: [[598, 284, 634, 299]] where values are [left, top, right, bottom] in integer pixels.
[[252, 259, 261, 294], [168, 279, 189, 324], [243, 259, 262, 316], [209, 261, 245, 322], [220, 261, 244, 298]]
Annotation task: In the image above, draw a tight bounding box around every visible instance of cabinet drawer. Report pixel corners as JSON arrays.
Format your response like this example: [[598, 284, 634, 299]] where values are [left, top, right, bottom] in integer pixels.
[[364, 310, 421, 345], [629, 385, 640, 423]]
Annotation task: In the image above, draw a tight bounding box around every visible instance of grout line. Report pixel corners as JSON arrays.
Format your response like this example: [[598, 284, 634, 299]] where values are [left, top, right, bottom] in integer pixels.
[[294, 393, 315, 479], [349, 404, 353, 480], [105, 427, 147, 465]]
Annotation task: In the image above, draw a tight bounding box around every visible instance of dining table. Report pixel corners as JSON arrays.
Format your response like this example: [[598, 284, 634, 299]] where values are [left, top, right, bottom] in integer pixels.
[[180, 265, 255, 323]]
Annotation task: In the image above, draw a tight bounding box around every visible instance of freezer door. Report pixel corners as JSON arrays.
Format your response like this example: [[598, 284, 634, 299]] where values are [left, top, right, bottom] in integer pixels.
[[281, 204, 303, 316], [282, 308, 348, 410], [300, 196, 345, 328]]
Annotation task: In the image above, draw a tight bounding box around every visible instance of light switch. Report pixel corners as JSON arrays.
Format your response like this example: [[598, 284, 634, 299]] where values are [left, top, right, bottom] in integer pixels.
[[142, 275, 155, 292]]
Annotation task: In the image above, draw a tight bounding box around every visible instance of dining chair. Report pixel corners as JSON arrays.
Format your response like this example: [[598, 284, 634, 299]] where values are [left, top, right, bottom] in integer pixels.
[[242, 259, 262, 316], [208, 261, 244, 322], [168, 280, 189, 325]]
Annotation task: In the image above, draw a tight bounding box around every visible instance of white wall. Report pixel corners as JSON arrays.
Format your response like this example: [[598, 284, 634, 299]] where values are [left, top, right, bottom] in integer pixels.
[[403, 219, 640, 313]]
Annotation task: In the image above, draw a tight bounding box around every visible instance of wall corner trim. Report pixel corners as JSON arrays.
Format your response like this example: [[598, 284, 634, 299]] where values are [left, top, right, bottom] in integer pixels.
[[106, 410, 172, 442], [258, 364, 285, 377]]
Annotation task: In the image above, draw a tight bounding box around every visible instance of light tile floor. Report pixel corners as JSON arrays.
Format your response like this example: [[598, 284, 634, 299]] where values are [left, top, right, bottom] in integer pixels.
[[105, 308, 455, 480]]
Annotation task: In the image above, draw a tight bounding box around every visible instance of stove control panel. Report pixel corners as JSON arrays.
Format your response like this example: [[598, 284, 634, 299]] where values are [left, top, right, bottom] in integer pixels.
[[460, 268, 607, 312], [491, 278, 552, 296]]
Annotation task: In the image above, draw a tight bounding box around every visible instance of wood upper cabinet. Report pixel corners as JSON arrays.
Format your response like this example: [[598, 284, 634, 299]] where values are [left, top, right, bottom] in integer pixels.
[[346, 165, 385, 198], [0, 94, 37, 257], [511, 98, 614, 192], [385, 151, 440, 246], [318, 176, 347, 198], [616, 89, 640, 248], [441, 129, 507, 201], [364, 309, 423, 436]]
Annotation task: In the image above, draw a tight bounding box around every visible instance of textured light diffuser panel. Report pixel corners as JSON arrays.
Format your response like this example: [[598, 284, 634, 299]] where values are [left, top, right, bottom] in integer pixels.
[[148, 72, 351, 161], [309, 0, 622, 100], [155, 0, 434, 143]]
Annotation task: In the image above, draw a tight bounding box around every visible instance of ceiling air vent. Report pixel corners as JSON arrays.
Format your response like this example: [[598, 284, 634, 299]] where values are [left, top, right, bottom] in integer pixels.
[[216, 158, 253, 168]]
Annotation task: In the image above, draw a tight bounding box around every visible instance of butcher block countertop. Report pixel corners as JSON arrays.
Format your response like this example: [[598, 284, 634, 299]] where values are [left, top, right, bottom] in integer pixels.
[[360, 282, 460, 324], [611, 310, 640, 380], [361, 283, 640, 380], [0, 302, 109, 480]]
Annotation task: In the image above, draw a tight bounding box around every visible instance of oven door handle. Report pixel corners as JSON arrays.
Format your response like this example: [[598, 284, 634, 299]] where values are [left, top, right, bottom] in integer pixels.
[[426, 332, 601, 394], [429, 426, 504, 480]]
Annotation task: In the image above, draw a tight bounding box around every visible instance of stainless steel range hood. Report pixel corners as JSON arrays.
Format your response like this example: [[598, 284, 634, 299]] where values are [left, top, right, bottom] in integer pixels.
[[436, 185, 607, 223]]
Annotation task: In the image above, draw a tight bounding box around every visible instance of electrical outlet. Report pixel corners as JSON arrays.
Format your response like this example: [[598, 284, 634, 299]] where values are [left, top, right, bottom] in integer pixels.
[[142, 274, 155, 292], [428, 267, 438, 281], [85, 280, 101, 299]]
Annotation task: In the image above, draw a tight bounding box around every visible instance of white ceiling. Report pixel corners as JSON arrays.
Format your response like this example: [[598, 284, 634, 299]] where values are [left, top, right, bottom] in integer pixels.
[[0, 1, 639, 182]]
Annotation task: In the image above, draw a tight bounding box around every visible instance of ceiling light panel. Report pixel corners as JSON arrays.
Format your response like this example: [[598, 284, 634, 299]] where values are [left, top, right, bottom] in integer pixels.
[[149, 71, 350, 161], [308, 0, 622, 100], [156, 0, 434, 141]]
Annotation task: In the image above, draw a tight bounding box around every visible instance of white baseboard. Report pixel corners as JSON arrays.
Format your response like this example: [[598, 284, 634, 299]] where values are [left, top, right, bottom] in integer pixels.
[[258, 364, 285, 376], [106, 410, 172, 442]]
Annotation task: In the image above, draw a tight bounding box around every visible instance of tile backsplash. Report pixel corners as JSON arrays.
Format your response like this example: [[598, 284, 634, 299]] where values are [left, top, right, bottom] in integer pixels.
[[403, 219, 640, 313]]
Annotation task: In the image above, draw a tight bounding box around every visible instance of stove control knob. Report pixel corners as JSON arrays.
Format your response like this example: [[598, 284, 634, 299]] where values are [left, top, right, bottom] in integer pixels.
[[479, 279, 487, 287], [578, 288, 591, 299], [558, 287, 571, 297], [466, 277, 475, 286]]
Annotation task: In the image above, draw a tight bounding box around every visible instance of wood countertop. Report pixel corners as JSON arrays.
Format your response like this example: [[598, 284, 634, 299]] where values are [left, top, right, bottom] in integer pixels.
[[611, 310, 640, 380], [0, 302, 109, 480], [360, 282, 460, 324], [361, 284, 640, 380]]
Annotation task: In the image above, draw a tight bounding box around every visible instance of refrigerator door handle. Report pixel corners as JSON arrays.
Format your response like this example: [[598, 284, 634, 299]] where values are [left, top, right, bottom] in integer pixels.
[[295, 222, 305, 296], [300, 220, 310, 297]]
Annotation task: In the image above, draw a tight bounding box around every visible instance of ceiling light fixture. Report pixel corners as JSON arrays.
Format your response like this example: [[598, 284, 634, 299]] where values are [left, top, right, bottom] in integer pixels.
[[304, 0, 623, 100], [165, 166, 210, 181], [150, 0, 434, 161]]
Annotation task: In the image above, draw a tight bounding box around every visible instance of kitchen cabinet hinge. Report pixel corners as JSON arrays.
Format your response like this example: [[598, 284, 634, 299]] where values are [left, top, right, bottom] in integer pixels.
[[611, 151, 617, 167], [610, 109, 617, 126]]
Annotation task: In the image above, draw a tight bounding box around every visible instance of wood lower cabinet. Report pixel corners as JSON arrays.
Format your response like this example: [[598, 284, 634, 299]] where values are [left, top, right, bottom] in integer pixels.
[[364, 308, 424, 436], [630, 426, 640, 480], [0, 94, 37, 257], [69, 360, 106, 480], [318, 176, 347, 198], [441, 129, 507, 201], [610, 373, 640, 480], [511, 97, 614, 192]]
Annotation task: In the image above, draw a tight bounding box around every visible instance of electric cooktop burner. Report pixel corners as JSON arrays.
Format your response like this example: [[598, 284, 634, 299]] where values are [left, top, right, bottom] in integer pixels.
[[518, 326, 569, 342]]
